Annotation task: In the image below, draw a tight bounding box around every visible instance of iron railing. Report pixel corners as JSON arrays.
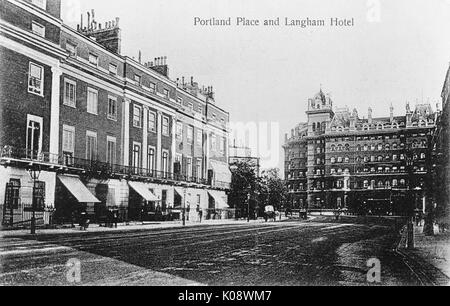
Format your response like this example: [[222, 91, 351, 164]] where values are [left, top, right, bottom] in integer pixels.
[[0, 146, 227, 188]]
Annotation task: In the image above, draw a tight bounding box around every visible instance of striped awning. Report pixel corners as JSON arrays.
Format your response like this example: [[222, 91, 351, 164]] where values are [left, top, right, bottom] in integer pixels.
[[58, 175, 101, 203]]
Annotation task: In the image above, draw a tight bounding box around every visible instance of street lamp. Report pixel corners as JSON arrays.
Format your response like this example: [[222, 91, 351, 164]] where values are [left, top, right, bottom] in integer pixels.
[[28, 166, 41, 235], [406, 155, 415, 249], [247, 193, 251, 223]]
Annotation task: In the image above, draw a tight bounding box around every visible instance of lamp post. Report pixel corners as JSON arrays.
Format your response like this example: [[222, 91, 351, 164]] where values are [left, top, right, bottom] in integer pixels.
[[406, 155, 415, 249], [183, 188, 186, 227], [28, 167, 41, 235]]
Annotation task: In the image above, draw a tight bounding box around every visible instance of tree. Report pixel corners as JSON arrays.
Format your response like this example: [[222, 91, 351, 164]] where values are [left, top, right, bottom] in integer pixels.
[[258, 168, 289, 212], [229, 161, 259, 218]]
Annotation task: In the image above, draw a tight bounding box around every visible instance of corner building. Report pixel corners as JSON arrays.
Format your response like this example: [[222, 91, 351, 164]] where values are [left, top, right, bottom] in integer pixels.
[[284, 90, 438, 216], [0, 0, 231, 226]]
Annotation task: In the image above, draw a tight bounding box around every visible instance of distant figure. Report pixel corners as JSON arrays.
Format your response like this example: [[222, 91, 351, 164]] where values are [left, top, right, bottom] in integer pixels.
[[199, 209, 203, 223]]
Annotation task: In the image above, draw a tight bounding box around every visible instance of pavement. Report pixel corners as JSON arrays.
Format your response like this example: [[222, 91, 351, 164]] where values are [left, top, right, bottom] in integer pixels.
[[396, 224, 450, 286], [0, 217, 293, 238], [0, 216, 424, 286]]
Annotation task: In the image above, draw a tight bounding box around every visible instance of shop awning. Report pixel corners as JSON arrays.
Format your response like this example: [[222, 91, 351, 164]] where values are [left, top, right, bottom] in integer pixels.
[[129, 181, 159, 202], [58, 175, 101, 203], [208, 190, 229, 209], [209, 160, 232, 184]]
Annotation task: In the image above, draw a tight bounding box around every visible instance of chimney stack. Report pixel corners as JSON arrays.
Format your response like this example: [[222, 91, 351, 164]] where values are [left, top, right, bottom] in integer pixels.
[[368, 107, 373, 124]]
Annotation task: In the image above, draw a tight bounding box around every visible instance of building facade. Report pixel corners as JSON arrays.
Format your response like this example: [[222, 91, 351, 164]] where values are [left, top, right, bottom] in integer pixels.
[[0, 0, 231, 226], [284, 90, 438, 216], [431, 64, 450, 228]]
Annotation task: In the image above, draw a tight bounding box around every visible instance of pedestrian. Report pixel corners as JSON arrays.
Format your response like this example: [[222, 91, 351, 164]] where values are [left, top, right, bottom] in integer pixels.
[[113, 210, 118, 228], [199, 209, 203, 223]]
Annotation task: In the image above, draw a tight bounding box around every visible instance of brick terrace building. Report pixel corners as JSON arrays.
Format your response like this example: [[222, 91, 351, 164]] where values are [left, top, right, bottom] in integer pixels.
[[0, 0, 231, 226], [284, 90, 439, 216]]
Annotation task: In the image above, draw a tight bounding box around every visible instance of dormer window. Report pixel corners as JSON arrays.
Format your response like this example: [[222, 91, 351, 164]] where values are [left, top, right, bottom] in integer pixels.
[[163, 89, 169, 99], [31, 21, 45, 37], [66, 42, 77, 57], [109, 63, 118, 75], [134, 74, 141, 86], [89, 53, 98, 66]]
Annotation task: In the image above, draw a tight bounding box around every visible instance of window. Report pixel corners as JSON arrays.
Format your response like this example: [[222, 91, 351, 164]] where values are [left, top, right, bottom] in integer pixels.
[[176, 122, 183, 140], [177, 97, 183, 104], [66, 42, 76, 57], [163, 89, 169, 99], [87, 88, 98, 115], [211, 134, 217, 150], [133, 105, 142, 128], [31, 21, 45, 37], [86, 131, 97, 161], [220, 137, 226, 153], [197, 130, 202, 146], [62, 125, 75, 156], [109, 63, 118, 75], [132, 142, 141, 172], [149, 82, 156, 93], [162, 151, 169, 175], [107, 96, 117, 120], [106, 136, 116, 165], [89, 53, 98, 66], [400, 179, 406, 186], [64, 79, 76, 107], [134, 74, 141, 86], [392, 179, 398, 187], [31, 0, 46, 9], [28, 62, 43, 95], [187, 126, 194, 143], [162, 116, 170, 136], [186, 157, 192, 177], [26, 115, 42, 159], [147, 147, 155, 173], [364, 180, 369, 188], [148, 111, 156, 132]]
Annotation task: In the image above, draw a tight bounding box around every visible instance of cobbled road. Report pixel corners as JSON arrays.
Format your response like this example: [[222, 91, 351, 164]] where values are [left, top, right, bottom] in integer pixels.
[[0, 217, 421, 286]]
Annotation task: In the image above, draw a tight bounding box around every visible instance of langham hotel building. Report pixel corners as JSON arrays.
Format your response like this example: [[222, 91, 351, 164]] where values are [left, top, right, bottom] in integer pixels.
[[284, 90, 439, 216]]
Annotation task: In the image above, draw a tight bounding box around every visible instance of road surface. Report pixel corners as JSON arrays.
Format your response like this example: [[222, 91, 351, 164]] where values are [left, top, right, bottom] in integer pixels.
[[0, 217, 421, 286]]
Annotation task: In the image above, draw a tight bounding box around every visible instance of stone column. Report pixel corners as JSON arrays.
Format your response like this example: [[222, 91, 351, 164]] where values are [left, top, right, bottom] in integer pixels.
[[171, 117, 177, 173], [49, 66, 62, 163], [142, 106, 149, 171], [156, 111, 163, 172], [122, 98, 131, 167]]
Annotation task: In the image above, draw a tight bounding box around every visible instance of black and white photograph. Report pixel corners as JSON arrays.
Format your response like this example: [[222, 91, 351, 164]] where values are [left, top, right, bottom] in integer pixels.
[[0, 0, 450, 291]]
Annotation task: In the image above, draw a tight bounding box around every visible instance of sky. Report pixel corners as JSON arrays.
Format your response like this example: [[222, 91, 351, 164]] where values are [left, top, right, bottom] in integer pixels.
[[61, 0, 450, 172]]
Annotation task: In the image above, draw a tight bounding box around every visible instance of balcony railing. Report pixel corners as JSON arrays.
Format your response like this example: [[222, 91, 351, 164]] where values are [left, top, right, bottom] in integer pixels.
[[0, 146, 225, 188]]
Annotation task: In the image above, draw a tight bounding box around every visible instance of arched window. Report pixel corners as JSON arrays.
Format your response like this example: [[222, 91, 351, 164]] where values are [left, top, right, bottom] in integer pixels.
[[345, 144, 350, 151], [378, 181, 384, 188], [392, 143, 397, 150], [344, 157, 350, 163], [363, 180, 369, 188], [364, 145, 368, 151], [331, 145, 336, 152], [385, 181, 391, 188], [317, 122, 321, 131], [420, 153, 426, 159], [377, 144, 383, 151], [378, 156, 383, 162], [356, 145, 361, 151], [337, 144, 343, 151], [392, 179, 398, 187], [385, 144, 390, 150], [312, 123, 316, 131], [400, 179, 406, 186]]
